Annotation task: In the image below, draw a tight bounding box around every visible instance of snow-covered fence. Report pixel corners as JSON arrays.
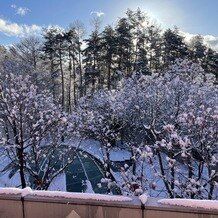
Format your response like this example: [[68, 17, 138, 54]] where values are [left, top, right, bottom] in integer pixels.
[[0, 189, 217, 218]]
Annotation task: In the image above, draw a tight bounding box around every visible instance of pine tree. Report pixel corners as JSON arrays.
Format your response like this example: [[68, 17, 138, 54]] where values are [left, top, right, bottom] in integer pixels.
[[125, 9, 150, 74], [115, 17, 134, 76], [205, 48, 218, 83], [146, 24, 162, 72], [189, 35, 206, 64], [83, 29, 102, 94], [71, 21, 85, 98], [65, 27, 80, 110], [42, 27, 68, 108], [100, 25, 117, 89], [162, 27, 189, 68], [42, 27, 61, 102], [55, 29, 68, 109]]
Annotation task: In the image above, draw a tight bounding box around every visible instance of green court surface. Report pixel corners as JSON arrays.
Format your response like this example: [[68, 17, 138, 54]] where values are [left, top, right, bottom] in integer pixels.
[[66, 151, 108, 193]]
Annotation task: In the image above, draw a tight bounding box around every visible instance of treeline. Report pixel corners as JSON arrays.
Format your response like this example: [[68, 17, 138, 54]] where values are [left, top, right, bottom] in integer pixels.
[[0, 8, 217, 111]]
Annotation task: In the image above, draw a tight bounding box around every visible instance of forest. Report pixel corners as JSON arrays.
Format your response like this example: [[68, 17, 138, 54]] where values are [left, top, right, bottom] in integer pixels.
[[0, 9, 217, 199]]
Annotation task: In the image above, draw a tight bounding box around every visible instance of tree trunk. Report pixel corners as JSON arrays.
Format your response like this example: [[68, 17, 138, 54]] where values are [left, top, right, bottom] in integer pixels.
[[59, 49, 65, 109], [17, 147, 26, 188], [131, 147, 136, 176], [107, 63, 111, 90], [50, 56, 56, 101], [67, 50, 72, 112], [72, 52, 77, 105], [12, 120, 26, 188], [78, 47, 83, 97]]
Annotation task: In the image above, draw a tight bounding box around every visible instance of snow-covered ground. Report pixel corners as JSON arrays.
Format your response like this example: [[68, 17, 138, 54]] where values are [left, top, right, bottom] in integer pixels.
[[1, 139, 216, 200], [0, 154, 21, 188], [0, 139, 175, 197], [66, 138, 131, 162], [0, 139, 131, 193], [83, 179, 94, 193], [48, 173, 66, 191]]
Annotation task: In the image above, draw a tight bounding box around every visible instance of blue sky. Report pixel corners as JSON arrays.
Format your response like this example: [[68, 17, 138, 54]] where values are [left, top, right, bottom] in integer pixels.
[[0, 0, 218, 48]]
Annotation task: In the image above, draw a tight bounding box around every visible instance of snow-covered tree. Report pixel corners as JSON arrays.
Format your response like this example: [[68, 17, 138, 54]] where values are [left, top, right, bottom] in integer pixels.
[[75, 59, 217, 198], [0, 67, 75, 189], [118, 59, 218, 198], [75, 90, 123, 189]]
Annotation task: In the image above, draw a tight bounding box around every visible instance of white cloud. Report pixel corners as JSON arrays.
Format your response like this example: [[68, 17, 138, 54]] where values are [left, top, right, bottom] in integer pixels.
[[204, 35, 218, 51], [11, 4, 16, 9], [180, 31, 218, 51], [0, 18, 42, 37], [11, 4, 30, 17], [90, 11, 105, 17], [17, 7, 29, 16]]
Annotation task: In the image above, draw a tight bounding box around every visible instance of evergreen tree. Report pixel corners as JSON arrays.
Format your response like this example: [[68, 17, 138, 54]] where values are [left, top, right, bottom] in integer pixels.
[[42, 27, 67, 108], [146, 24, 162, 72], [100, 25, 117, 89], [83, 29, 102, 94], [115, 17, 134, 76], [205, 48, 218, 83], [42, 27, 61, 102], [55, 29, 68, 109], [126, 8, 149, 73], [65, 27, 80, 110], [71, 21, 85, 98], [162, 28, 189, 68]]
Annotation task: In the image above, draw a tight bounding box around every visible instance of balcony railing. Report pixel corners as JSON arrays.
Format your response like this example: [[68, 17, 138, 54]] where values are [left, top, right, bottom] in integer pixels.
[[0, 192, 217, 218]]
